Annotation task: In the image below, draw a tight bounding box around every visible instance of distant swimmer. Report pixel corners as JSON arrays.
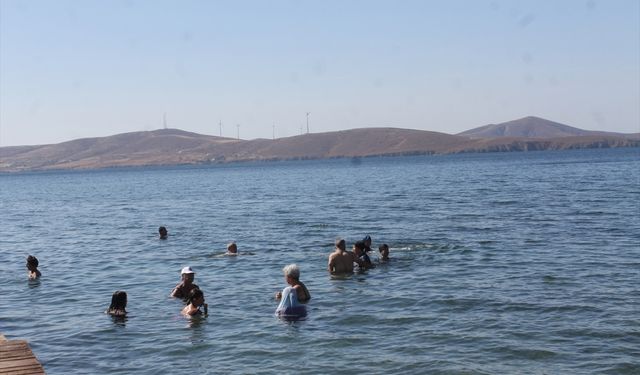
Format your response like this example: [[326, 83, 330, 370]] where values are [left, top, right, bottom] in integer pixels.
[[275, 264, 311, 303], [26, 255, 41, 279], [106, 291, 127, 317], [355, 240, 375, 269], [378, 243, 390, 261], [170, 266, 200, 299], [226, 242, 238, 255], [182, 288, 208, 316], [328, 238, 361, 274], [159, 226, 168, 240]]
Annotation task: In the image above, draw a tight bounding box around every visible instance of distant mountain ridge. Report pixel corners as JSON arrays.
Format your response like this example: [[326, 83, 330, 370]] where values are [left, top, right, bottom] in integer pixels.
[[1, 117, 638, 172], [457, 116, 630, 138]]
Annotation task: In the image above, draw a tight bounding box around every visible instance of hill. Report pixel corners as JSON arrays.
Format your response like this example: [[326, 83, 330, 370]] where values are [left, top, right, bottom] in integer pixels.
[[458, 116, 629, 138], [1, 118, 638, 172]]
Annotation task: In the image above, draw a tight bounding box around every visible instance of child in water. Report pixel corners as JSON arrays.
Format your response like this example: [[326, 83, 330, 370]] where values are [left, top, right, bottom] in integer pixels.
[[182, 288, 208, 316], [106, 291, 127, 317], [379, 244, 390, 261], [26, 255, 41, 279]]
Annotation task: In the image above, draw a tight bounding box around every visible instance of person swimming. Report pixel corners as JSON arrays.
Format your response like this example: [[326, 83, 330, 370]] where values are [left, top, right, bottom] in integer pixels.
[[26, 255, 41, 279], [159, 226, 168, 240], [106, 291, 127, 317], [226, 242, 238, 255], [170, 266, 200, 299], [379, 243, 390, 261], [182, 288, 208, 316]]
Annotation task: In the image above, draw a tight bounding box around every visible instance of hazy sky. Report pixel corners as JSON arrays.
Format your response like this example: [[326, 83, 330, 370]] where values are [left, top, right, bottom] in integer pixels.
[[1, 0, 638, 146]]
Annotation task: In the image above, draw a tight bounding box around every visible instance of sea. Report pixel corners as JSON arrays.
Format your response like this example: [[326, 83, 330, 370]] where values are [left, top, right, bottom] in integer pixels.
[[0, 148, 638, 375]]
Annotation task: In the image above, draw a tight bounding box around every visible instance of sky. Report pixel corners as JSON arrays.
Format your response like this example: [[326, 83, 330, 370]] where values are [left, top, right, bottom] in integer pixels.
[[0, 0, 638, 146]]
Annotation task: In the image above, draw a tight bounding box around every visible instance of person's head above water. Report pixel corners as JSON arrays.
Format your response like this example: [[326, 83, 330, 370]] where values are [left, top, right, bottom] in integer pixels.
[[26, 255, 39, 271], [335, 238, 346, 251], [363, 235, 372, 248], [227, 242, 238, 254], [379, 243, 390, 260], [283, 264, 300, 281], [109, 290, 127, 311], [181, 266, 195, 283], [353, 240, 366, 255], [159, 226, 168, 239]]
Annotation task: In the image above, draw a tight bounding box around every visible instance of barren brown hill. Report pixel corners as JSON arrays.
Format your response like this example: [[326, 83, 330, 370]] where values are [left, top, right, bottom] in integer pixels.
[[0, 122, 638, 172], [0, 129, 236, 171], [194, 128, 469, 162], [458, 116, 629, 138]]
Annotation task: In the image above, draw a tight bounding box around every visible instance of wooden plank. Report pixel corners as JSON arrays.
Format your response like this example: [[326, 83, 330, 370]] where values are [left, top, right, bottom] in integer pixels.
[[0, 337, 45, 375]]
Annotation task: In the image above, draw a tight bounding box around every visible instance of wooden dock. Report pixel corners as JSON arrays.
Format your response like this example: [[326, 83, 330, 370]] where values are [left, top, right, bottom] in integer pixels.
[[0, 334, 45, 375]]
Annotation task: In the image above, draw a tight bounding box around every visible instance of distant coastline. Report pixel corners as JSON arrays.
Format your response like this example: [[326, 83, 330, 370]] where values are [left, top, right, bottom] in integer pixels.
[[1, 116, 638, 172]]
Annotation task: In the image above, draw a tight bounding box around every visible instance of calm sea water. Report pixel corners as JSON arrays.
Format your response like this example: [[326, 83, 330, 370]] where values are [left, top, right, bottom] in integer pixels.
[[1, 148, 639, 375]]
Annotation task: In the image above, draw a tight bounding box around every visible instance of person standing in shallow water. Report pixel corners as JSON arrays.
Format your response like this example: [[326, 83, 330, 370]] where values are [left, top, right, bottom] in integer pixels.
[[182, 288, 208, 316], [275, 264, 310, 303], [26, 255, 41, 279], [106, 291, 127, 317], [159, 226, 168, 240], [354, 240, 375, 269], [328, 238, 362, 274], [171, 266, 199, 299]]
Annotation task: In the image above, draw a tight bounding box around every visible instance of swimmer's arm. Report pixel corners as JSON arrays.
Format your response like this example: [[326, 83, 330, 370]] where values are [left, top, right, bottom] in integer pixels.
[[170, 284, 183, 298], [327, 255, 335, 273]]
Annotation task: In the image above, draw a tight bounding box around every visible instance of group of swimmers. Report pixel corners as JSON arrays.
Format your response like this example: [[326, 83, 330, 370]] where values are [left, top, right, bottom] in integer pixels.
[[26, 226, 392, 320]]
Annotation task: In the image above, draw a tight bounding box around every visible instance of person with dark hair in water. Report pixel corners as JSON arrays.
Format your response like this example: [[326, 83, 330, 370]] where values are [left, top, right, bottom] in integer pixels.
[[182, 288, 208, 316], [362, 235, 373, 253], [354, 240, 375, 269], [226, 242, 238, 255], [106, 291, 127, 317], [159, 226, 168, 240], [26, 255, 41, 279], [378, 243, 390, 261]]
